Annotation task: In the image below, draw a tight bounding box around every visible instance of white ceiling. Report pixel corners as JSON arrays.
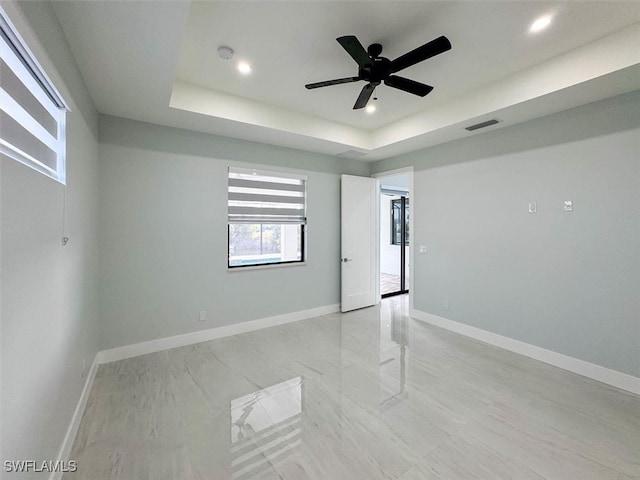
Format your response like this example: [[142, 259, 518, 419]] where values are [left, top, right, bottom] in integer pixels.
[[51, 1, 640, 162]]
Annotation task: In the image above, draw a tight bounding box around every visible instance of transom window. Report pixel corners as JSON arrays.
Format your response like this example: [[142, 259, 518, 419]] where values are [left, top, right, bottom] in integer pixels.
[[0, 10, 67, 183], [228, 167, 307, 268]]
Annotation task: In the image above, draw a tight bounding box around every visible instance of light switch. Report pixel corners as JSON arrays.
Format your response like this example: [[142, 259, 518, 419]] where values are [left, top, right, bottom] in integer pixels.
[[419, 245, 427, 254], [528, 202, 537, 214], [563, 200, 573, 212]]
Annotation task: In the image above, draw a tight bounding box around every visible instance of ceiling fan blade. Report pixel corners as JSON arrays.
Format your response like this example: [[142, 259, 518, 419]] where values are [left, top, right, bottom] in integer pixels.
[[384, 75, 433, 97], [305, 77, 360, 89], [353, 83, 375, 109], [337, 35, 372, 68], [390, 36, 451, 73]]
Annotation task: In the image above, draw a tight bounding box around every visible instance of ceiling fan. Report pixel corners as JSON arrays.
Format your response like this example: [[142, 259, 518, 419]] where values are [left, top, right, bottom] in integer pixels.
[[305, 35, 452, 110]]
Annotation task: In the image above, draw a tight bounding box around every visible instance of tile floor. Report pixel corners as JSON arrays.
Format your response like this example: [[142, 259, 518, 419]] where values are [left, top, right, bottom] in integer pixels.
[[65, 296, 640, 479], [380, 273, 409, 296]]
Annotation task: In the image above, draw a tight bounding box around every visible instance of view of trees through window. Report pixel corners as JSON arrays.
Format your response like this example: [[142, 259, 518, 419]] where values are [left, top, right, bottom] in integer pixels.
[[229, 224, 282, 256], [228, 224, 303, 266]]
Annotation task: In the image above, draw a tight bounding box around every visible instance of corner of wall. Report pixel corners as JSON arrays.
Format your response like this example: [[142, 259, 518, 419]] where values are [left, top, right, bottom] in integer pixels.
[[1, 0, 101, 473]]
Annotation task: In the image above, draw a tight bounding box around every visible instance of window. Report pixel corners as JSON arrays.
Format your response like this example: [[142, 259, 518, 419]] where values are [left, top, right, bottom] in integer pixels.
[[228, 167, 306, 268], [0, 10, 67, 183], [391, 198, 409, 245]]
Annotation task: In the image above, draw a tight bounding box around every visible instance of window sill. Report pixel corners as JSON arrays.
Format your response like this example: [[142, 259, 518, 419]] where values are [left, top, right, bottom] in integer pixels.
[[227, 261, 307, 272]]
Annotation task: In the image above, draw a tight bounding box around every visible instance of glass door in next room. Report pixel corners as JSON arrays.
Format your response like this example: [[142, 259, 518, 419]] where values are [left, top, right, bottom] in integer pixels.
[[380, 191, 409, 297]]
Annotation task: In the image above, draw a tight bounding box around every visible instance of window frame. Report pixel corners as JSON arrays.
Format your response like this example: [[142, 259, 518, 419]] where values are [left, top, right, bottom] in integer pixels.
[[227, 224, 306, 270], [0, 7, 68, 184], [227, 167, 307, 270]]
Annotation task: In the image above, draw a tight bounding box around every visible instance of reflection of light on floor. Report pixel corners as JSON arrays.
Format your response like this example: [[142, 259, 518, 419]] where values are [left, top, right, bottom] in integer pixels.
[[230, 377, 302, 479], [380, 300, 409, 407]]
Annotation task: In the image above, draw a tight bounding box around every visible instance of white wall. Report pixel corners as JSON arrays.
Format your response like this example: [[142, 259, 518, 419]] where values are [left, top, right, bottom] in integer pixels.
[[373, 91, 640, 377], [380, 174, 409, 191], [1, 0, 100, 475], [98, 115, 370, 350]]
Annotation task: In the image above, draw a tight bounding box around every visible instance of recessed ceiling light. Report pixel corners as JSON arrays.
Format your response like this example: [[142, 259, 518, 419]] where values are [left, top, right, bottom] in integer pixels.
[[217, 46, 234, 60], [237, 62, 252, 75], [365, 104, 376, 114], [529, 15, 552, 33]]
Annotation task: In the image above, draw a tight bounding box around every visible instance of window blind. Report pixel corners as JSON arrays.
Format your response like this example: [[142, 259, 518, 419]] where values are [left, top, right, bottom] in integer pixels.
[[228, 167, 307, 224], [0, 11, 67, 183]]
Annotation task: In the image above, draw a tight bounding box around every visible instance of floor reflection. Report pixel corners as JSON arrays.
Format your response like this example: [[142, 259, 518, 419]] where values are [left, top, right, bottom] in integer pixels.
[[230, 377, 302, 480], [66, 296, 640, 480], [379, 296, 409, 407]]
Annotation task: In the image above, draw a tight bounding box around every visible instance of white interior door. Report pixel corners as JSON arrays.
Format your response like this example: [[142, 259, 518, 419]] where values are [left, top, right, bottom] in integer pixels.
[[341, 174, 377, 312]]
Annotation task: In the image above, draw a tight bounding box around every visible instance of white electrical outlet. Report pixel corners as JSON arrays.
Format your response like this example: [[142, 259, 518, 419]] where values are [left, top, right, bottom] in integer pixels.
[[528, 202, 537, 214], [563, 200, 573, 212], [199, 310, 207, 322], [419, 245, 427, 254]]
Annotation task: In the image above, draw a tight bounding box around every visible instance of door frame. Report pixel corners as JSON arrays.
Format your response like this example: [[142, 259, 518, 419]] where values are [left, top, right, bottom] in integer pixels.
[[372, 166, 414, 310]]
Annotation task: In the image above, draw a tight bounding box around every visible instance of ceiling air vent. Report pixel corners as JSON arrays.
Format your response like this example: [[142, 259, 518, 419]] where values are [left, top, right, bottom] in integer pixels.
[[337, 150, 367, 159], [465, 119, 500, 131]]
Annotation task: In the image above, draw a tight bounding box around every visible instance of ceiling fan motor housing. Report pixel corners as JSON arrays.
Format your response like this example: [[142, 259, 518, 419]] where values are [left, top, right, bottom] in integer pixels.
[[367, 43, 383, 58], [359, 56, 392, 84]]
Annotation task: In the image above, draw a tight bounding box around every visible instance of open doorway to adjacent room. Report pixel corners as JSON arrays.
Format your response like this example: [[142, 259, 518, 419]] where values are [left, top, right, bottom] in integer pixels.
[[378, 172, 410, 298]]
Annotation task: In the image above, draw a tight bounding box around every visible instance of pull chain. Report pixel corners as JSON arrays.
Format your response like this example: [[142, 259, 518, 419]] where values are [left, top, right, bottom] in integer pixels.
[[61, 184, 69, 246]]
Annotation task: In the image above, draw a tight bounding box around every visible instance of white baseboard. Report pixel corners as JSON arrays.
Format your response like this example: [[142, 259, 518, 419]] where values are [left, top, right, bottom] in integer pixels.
[[410, 309, 640, 396], [97, 303, 340, 364], [49, 355, 99, 480]]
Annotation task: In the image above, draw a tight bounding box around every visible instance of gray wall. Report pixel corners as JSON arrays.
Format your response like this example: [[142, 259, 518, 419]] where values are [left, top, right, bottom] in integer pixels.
[[98, 116, 369, 349], [2, 1, 639, 473], [373, 91, 640, 377], [1, 0, 100, 475]]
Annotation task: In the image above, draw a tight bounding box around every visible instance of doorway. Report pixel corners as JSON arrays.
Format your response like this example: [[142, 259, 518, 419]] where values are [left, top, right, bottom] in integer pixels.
[[378, 173, 410, 298]]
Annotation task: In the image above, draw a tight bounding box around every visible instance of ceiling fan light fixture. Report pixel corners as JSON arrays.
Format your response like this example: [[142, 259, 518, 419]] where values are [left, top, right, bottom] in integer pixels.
[[365, 104, 376, 114], [529, 15, 552, 33]]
